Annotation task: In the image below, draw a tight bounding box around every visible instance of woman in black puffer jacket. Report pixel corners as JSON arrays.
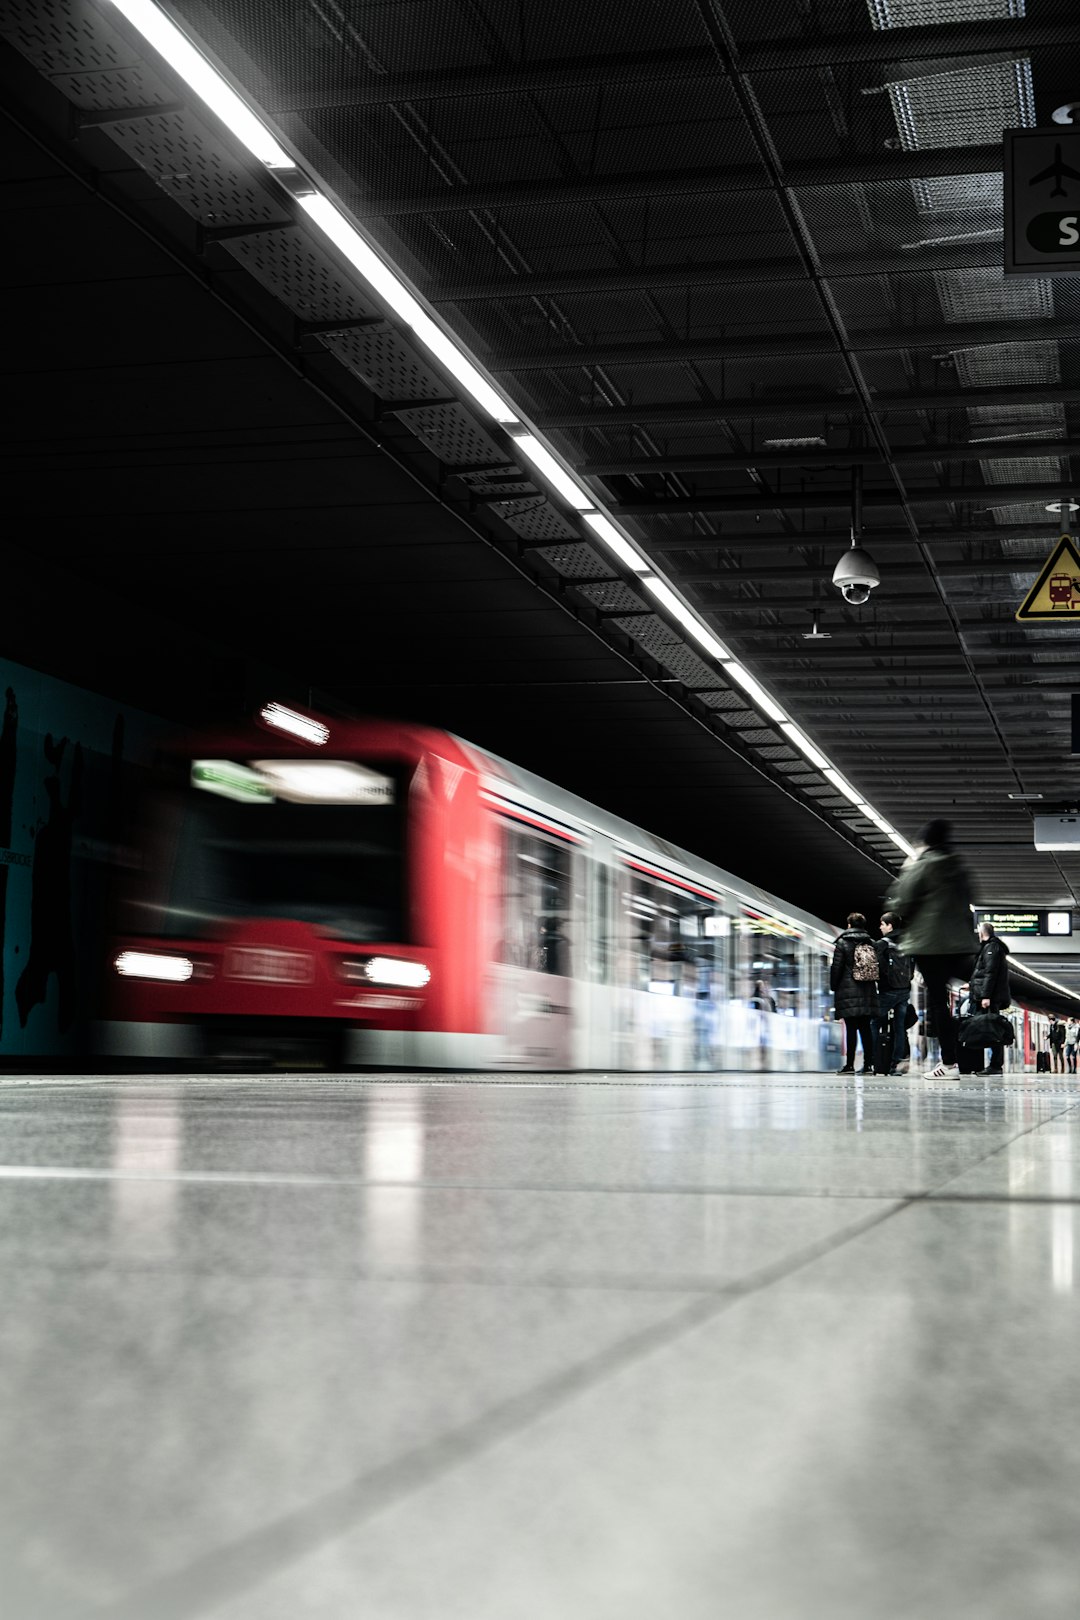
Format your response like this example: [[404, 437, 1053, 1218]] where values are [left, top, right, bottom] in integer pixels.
[[830, 911, 880, 1074]]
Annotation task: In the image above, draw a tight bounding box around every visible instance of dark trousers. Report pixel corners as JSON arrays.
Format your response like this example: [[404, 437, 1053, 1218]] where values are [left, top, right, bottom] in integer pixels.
[[917, 954, 965, 1066], [843, 1017, 875, 1069], [876, 990, 909, 1072], [985, 1042, 1004, 1072]]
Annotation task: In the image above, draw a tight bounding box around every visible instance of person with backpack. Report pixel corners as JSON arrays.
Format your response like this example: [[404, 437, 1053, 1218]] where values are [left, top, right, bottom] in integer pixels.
[[968, 920, 1012, 1076], [886, 819, 975, 1080], [830, 911, 880, 1074], [875, 911, 913, 1076]]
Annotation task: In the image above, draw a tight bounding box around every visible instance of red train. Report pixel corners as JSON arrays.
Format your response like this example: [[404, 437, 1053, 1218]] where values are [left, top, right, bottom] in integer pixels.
[[103, 702, 842, 1070]]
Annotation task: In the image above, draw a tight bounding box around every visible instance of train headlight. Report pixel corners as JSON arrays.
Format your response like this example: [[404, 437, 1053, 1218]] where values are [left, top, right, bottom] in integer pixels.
[[114, 951, 195, 983], [338, 957, 431, 989]]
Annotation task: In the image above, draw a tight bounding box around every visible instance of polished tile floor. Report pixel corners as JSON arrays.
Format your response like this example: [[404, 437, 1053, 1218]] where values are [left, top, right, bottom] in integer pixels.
[[2, 1069, 1080, 1619]]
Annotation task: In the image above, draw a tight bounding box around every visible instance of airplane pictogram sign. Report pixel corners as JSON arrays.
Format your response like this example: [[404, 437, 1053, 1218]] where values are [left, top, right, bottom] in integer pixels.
[[1015, 534, 1080, 621], [1005, 128, 1080, 275]]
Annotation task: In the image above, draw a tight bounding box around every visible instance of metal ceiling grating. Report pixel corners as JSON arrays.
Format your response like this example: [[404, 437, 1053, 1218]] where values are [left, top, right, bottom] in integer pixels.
[[0, 0, 132, 76], [222, 228, 375, 325], [105, 111, 286, 227], [494, 498, 579, 541], [50, 61, 174, 111], [319, 328, 450, 404], [535, 543, 612, 579], [869, 0, 1026, 26], [393, 403, 506, 467]]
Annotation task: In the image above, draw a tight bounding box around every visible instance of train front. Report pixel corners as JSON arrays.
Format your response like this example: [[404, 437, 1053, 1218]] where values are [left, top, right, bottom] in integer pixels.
[[103, 705, 489, 1069]]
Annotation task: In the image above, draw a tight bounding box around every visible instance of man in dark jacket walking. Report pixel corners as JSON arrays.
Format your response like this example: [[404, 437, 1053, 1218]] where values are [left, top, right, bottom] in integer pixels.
[[968, 921, 1011, 1075], [830, 911, 880, 1074], [886, 818, 975, 1080]]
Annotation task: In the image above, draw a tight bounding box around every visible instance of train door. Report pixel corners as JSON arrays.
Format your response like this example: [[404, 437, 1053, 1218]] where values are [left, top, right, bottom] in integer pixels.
[[492, 823, 579, 1068]]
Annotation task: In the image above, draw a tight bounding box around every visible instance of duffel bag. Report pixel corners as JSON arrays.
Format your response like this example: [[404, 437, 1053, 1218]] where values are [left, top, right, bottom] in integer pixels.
[[958, 1010, 1015, 1047]]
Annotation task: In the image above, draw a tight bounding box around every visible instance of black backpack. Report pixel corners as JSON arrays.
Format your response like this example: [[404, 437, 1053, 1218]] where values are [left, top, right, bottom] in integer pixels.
[[882, 941, 914, 992]]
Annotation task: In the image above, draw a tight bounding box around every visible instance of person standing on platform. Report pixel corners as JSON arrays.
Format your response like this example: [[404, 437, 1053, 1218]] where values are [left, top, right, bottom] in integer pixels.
[[830, 911, 880, 1074], [886, 819, 975, 1081], [1065, 1018, 1079, 1075], [969, 920, 1011, 1076], [1048, 1015, 1067, 1075], [875, 911, 913, 1077]]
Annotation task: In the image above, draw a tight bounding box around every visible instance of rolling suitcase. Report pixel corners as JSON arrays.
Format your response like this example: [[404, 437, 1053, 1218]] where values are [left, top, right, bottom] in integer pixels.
[[1037, 1050, 1051, 1074]]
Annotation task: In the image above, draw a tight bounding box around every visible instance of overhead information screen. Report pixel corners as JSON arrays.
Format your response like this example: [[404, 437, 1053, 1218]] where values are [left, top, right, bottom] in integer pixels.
[[975, 910, 1073, 937]]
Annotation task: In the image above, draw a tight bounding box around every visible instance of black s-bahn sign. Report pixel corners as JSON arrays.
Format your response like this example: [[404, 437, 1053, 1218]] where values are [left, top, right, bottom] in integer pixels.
[[1005, 128, 1080, 275]]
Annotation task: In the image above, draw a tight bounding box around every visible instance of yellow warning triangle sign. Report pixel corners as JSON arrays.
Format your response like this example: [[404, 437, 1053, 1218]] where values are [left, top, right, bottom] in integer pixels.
[[1016, 534, 1080, 621]]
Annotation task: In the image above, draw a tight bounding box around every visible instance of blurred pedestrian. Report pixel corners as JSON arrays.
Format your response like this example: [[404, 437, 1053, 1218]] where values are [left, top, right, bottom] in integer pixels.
[[875, 911, 913, 1076], [1066, 1017, 1079, 1075], [830, 911, 880, 1074], [886, 819, 975, 1080], [969, 921, 1011, 1076]]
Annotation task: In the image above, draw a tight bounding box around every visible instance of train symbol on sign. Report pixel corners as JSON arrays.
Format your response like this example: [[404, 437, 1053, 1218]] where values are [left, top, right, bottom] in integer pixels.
[[1029, 143, 1080, 196], [1048, 573, 1080, 610]]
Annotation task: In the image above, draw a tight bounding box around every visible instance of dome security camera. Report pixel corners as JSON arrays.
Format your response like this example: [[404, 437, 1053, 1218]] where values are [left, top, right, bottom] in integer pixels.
[[832, 539, 880, 606]]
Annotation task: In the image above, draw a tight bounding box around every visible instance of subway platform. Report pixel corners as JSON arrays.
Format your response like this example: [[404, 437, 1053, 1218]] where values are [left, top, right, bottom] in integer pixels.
[[2, 1068, 1080, 1620]]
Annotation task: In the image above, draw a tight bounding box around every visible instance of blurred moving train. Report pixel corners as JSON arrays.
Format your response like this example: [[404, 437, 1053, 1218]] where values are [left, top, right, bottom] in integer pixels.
[[104, 704, 846, 1071]]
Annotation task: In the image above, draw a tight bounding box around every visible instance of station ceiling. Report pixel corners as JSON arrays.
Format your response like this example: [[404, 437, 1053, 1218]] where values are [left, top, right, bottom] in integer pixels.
[[4, 0, 1080, 984]]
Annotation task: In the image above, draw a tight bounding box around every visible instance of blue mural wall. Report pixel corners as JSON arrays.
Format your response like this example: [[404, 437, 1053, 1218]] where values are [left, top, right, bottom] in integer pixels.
[[0, 658, 161, 1056]]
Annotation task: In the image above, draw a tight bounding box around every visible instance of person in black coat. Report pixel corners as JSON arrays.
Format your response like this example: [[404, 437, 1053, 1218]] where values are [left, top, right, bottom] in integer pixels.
[[968, 921, 1011, 1075], [830, 911, 880, 1074]]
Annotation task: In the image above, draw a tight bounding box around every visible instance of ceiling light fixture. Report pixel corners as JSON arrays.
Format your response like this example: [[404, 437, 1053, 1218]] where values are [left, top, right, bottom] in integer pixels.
[[725, 663, 787, 726], [106, 0, 295, 168], [640, 576, 731, 660], [582, 512, 649, 573], [297, 195, 518, 425], [509, 434, 593, 509], [823, 769, 863, 805], [259, 702, 330, 746], [1008, 792, 1045, 801], [762, 436, 827, 450], [780, 723, 829, 770]]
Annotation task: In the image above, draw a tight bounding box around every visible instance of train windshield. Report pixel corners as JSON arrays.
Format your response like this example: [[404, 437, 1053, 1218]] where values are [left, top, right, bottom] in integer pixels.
[[153, 760, 407, 942]]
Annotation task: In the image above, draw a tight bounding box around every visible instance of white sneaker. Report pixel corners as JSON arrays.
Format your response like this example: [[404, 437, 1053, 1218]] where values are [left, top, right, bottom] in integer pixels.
[[925, 1062, 960, 1079]]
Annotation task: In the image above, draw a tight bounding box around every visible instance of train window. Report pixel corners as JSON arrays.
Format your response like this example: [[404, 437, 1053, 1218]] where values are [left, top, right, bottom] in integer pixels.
[[590, 861, 614, 983], [737, 911, 803, 1017], [156, 770, 407, 942], [621, 875, 722, 995], [497, 827, 574, 976]]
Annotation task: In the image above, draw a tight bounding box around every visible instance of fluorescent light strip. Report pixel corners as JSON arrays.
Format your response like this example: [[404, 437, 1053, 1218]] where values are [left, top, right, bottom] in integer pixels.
[[857, 801, 896, 836], [641, 576, 731, 661], [259, 702, 330, 746], [724, 662, 787, 725], [510, 434, 593, 509], [107, 0, 293, 168], [582, 512, 648, 573], [823, 768, 863, 805], [779, 722, 829, 771], [298, 196, 518, 425]]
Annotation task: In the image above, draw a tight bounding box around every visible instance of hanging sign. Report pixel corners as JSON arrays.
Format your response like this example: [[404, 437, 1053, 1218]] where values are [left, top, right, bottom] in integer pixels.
[[1015, 535, 1080, 621], [1005, 129, 1080, 275]]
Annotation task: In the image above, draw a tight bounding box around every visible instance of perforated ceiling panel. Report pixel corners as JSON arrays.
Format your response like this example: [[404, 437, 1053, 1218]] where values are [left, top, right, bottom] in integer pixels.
[[394, 402, 504, 467], [50, 61, 174, 111], [0, 0, 132, 75], [576, 581, 645, 613], [320, 327, 448, 403], [536, 543, 613, 579], [106, 110, 285, 226], [222, 227, 372, 324], [493, 498, 579, 541]]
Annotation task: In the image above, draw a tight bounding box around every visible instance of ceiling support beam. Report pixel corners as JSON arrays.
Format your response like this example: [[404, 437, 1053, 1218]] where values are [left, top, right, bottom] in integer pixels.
[[359, 145, 999, 217], [266, 21, 1080, 109], [581, 435, 1074, 478], [611, 481, 1074, 515], [488, 319, 1080, 372], [649, 525, 1064, 553], [430, 244, 1001, 301], [543, 384, 1080, 429]]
